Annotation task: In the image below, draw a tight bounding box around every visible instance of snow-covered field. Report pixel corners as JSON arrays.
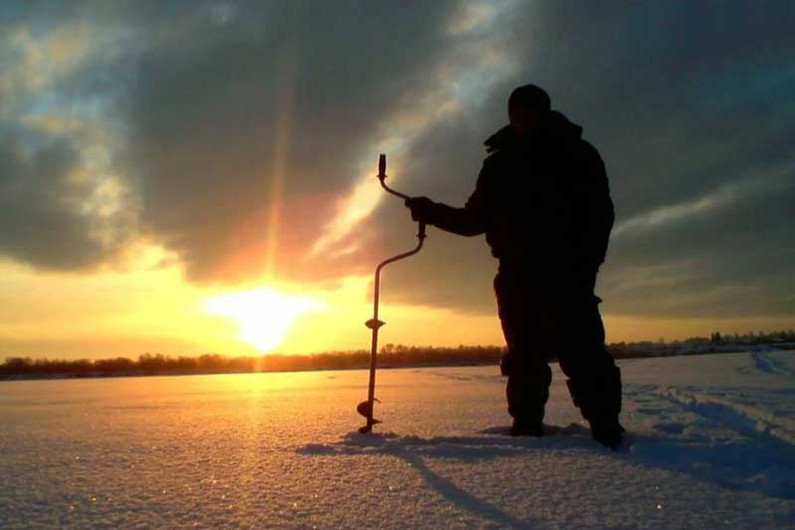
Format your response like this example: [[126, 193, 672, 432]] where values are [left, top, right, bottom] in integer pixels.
[[1, 351, 793, 528]]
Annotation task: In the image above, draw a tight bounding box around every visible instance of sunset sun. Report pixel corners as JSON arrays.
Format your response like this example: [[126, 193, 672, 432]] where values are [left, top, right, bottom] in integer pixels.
[[204, 287, 323, 353]]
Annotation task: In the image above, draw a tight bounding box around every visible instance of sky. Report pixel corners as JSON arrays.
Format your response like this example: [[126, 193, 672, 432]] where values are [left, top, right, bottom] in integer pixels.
[[1, 0, 794, 359]]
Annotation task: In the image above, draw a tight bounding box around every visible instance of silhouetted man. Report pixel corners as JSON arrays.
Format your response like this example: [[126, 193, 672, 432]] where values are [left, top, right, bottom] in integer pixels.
[[405, 84, 622, 448]]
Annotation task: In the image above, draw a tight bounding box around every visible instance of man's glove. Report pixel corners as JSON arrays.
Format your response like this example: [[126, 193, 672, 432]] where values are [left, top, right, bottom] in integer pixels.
[[404, 197, 439, 224]]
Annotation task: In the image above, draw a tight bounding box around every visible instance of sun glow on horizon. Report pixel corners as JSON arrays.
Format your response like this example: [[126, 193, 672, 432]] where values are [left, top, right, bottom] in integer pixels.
[[204, 287, 323, 353]]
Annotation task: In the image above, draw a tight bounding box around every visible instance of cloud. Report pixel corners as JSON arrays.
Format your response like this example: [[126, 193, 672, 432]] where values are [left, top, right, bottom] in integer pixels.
[[0, 9, 139, 271], [611, 177, 764, 238], [602, 168, 795, 318], [124, 1, 470, 283], [1, 0, 794, 324], [0, 126, 101, 269]]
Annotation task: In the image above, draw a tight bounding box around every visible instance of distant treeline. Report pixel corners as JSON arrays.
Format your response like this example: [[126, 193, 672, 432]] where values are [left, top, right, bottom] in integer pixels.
[[0, 345, 505, 380], [609, 329, 795, 358], [2, 330, 793, 380]]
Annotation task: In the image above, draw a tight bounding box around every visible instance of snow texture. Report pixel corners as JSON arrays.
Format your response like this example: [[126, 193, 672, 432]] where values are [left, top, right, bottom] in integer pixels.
[[0, 351, 793, 528]]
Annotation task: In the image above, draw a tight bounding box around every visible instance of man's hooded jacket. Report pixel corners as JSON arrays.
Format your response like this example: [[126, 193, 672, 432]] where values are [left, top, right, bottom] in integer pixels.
[[427, 111, 615, 281]]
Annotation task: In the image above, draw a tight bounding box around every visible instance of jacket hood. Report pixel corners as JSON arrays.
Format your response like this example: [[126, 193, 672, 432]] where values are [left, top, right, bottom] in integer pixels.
[[484, 111, 583, 153]]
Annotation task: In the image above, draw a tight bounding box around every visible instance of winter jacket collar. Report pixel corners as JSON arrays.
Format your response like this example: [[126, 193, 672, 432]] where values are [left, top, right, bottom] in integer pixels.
[[484, 111, 583, 154]]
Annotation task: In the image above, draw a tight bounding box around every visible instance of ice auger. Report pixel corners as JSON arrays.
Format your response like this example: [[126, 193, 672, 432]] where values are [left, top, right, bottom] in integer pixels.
[[357, 154, 426, 433]]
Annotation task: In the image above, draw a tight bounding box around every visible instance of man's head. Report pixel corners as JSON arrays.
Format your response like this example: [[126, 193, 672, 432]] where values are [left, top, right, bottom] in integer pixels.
[[508, 84, 551, 137]]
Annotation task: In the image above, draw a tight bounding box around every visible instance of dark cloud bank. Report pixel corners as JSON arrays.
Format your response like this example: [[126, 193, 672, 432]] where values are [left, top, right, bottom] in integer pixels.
[[1, 1, 794, 322], [0, 129, 101, 269]]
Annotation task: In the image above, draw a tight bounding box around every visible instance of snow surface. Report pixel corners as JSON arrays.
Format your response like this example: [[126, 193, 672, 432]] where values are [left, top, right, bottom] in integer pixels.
[[0, 351, 793, 528]]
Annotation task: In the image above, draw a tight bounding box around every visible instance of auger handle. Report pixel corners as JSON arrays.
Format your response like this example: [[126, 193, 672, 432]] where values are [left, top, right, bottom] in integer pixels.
[[377, 154, 426, 241], [377, 153, 410, 201]]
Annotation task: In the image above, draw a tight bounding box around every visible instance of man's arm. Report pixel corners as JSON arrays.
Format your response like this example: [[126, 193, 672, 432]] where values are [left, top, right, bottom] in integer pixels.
[[406, 199, 485, 236], [405, 160, 491, 236], [574, 142, 615, 267]]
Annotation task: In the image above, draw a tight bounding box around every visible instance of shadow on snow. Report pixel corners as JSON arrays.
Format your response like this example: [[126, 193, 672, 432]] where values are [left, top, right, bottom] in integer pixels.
[[297, 418, 794, 504]]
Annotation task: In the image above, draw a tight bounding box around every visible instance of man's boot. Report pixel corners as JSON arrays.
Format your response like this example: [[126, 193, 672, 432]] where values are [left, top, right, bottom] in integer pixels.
[[567, 365, 623, 449], [504, 362, 552, 437], [510, 417, 544, 437]]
